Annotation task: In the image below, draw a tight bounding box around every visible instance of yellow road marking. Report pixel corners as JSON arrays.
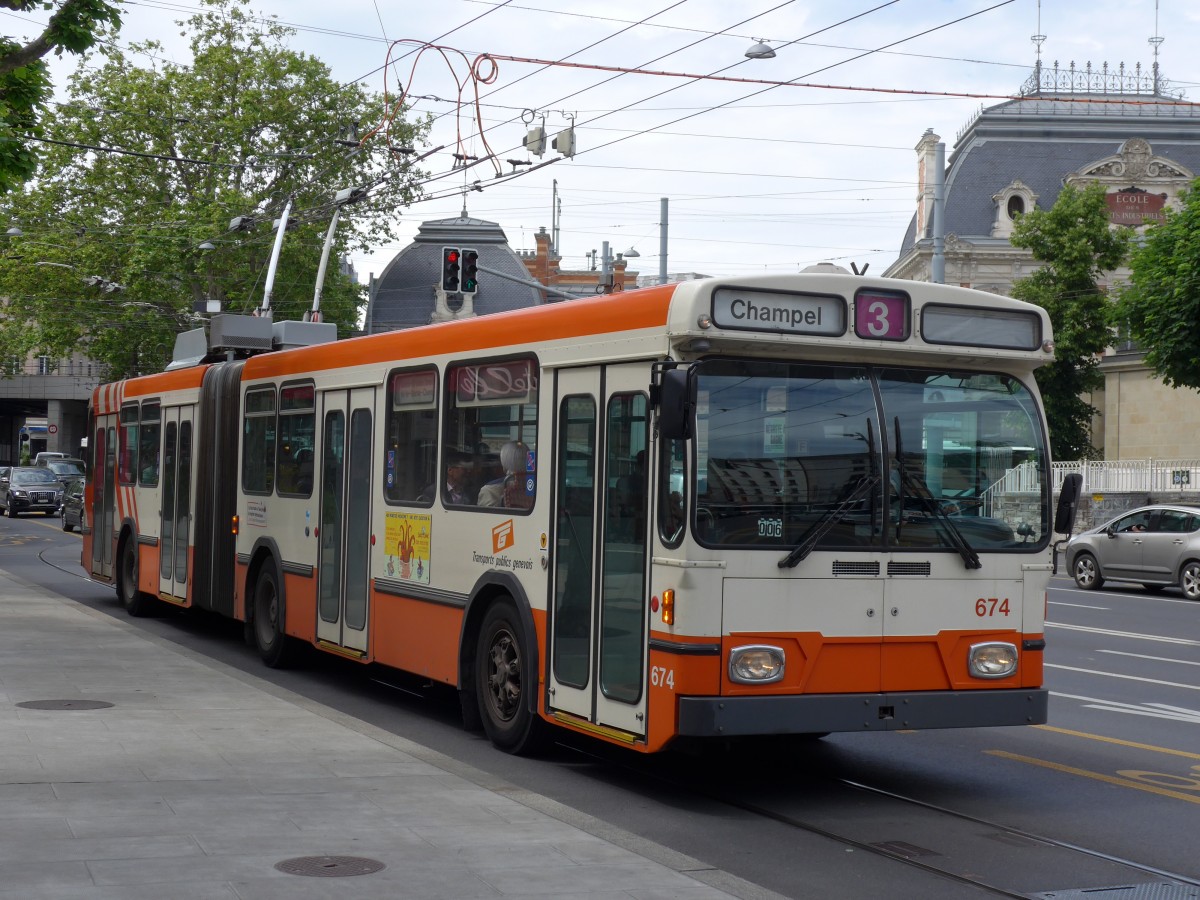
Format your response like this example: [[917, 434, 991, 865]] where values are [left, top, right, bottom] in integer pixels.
[[1034, 724, 1200, 761], [987, 750, 1200, 805]]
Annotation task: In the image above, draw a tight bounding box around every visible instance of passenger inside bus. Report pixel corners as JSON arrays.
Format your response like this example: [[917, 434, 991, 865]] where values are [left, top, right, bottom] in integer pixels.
[[420, 453, 475, 505], [478, 441, 532, 509]]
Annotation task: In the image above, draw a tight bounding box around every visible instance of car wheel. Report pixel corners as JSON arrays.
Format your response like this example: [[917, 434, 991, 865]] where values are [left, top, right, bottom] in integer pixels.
[[253, 565, 297, 668], [475, 599, 545, 755], [1072, 552, 1103, 590], [61, 508, 73, 532], [1179, 561, 1200, 601], [5, 502, 16, 518], [117, 538, 154, 617]]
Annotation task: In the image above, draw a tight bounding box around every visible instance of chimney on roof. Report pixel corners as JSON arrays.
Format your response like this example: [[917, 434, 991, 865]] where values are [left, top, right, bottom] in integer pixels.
[[915, 128, 941, 239]]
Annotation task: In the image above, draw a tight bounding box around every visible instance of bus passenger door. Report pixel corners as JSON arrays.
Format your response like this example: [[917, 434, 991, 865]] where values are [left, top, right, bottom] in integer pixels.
[[316, 388, 374, 655], [549, 365, 650, 738], [158, 406, 195, 600], [90, 422, 116, 580]]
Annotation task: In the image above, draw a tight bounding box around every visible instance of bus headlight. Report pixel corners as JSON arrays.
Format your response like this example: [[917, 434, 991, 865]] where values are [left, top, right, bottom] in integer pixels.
[[969, 642, 1018, 679], [729, 645, 785, 684]]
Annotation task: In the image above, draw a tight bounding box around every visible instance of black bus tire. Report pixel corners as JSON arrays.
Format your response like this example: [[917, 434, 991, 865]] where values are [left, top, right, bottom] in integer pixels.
[[475, 599, 545, 754], [253, 565, 297, 668], [118, 538, 154, 617]]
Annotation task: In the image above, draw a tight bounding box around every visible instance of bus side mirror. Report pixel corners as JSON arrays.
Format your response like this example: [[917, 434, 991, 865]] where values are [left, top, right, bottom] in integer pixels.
[[1053, 473, 1082, 535], [658, 368, 694, 440]]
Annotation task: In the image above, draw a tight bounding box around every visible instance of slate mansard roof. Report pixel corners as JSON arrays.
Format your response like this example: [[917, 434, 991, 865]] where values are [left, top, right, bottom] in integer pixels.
[[899, 92, 1200, 254]]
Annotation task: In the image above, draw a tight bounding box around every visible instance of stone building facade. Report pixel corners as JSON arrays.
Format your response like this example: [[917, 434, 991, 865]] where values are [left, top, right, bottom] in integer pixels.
[[884, 62, 1200, 460]]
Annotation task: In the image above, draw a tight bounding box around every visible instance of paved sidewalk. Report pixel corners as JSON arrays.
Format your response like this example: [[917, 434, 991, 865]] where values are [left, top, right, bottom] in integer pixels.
[[0, 565, 776, 900]]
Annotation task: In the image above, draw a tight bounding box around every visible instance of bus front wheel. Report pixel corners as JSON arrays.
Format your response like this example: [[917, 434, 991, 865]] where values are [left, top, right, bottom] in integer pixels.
[[253, 566, 296, 668], [475, 599, 544, 754]]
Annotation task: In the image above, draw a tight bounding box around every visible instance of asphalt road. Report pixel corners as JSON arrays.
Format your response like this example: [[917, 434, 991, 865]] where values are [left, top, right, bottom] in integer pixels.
[[5, 513, 1199, 899]]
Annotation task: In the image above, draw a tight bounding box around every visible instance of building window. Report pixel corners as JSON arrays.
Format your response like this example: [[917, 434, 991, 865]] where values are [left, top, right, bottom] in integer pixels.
[[1007, 195, 1025, 219]]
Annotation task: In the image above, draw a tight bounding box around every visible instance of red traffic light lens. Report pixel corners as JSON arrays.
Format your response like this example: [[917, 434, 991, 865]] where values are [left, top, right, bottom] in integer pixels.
[[446, 251, 459, 263]]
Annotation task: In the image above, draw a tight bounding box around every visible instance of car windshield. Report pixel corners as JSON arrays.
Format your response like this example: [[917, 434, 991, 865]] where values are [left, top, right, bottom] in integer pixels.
[[47, 461, 85, 476], [12, 469, 59, 485]]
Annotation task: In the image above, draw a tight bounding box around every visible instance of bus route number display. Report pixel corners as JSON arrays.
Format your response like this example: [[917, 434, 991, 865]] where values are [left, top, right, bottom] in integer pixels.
[[854, 289, 910, 341]]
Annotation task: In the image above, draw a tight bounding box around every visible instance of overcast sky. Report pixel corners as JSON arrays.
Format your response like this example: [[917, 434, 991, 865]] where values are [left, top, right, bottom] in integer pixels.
[[11, 0, 1200, 286]]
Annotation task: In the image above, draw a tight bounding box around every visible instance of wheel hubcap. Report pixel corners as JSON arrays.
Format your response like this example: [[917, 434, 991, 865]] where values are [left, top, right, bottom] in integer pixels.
[[1183, 567, 1200, 599], [256, 582, 278, 644], [486, 629, 521, 722]]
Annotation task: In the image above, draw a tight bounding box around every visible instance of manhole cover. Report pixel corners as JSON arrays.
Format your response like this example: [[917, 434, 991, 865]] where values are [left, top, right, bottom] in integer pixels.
[[16, 700, 114, 710], [274, 856, 386, 878]]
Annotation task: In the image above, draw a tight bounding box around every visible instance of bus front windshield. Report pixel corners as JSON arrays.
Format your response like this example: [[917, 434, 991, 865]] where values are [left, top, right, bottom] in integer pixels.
[[691, 359, 1048, 553]]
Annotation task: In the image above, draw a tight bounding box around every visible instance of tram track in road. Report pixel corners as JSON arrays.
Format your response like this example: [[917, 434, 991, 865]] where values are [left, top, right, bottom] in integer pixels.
[[556, 736, 1200, 900]]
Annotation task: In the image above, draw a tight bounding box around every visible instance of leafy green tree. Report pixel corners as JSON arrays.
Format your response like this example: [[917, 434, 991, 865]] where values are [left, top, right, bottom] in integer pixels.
[[0, 0, 428, 378], [0, 0, 123, 194], [1113, 179, 1200, 389], [1009, 182, 1130, 461]]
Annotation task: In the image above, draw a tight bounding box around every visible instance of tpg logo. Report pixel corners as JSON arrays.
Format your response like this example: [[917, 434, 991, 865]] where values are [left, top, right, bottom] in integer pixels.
[[492, 519, 514, 554]]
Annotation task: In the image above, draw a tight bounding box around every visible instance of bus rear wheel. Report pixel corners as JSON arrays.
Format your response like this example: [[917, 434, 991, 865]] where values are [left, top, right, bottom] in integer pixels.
[[475, 600, 544, 754], [253, 566, 297, 668], [117, 538, 154, 617]]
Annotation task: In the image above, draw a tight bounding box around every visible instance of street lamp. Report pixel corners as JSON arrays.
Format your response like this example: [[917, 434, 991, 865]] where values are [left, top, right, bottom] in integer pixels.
[[745, 39, 776, 59]]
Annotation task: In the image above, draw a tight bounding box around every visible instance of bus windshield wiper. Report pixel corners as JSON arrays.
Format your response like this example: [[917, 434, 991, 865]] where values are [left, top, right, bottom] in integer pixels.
[[778, 473, 881, 569], [893, 418, 981, 570]]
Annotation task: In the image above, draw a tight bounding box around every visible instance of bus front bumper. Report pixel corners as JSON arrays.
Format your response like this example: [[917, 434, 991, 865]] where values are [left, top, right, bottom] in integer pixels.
[[676, 688, 1048, 736]]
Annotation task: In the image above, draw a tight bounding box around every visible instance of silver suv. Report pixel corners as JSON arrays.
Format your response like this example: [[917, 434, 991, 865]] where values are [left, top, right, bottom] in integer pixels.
[[1066, 505, 1200, 599]]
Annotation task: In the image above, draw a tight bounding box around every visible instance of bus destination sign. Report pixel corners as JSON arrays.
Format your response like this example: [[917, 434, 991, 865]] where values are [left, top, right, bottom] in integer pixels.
[[712, 288, 845, 336]]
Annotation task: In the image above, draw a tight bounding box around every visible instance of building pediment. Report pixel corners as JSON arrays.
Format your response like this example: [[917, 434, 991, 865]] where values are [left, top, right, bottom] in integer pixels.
[[1068, 138, 1193, 184]]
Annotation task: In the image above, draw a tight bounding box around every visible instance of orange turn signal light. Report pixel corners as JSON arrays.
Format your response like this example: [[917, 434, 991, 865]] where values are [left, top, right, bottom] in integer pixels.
[[661, 588, 675, 625]]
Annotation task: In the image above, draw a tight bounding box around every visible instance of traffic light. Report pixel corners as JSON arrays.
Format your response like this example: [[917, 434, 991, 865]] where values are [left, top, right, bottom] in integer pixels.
[[461, 248, 479, 295], [441, 246, 460, 293]]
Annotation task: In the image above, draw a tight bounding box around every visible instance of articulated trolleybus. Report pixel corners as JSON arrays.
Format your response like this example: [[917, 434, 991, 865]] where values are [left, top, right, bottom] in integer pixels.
[[84, 268, 1078, 754]]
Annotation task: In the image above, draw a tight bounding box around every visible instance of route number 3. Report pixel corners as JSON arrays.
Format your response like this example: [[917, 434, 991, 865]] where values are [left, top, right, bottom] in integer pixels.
[[975, 597, 1011, 617], [650, 666, 675, 689], [854, 291, 909, 341]]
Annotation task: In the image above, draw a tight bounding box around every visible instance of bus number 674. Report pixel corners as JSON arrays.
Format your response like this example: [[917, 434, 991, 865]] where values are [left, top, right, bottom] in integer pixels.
[[650, 666, 675, 689], [975, 597, 1010, 617]]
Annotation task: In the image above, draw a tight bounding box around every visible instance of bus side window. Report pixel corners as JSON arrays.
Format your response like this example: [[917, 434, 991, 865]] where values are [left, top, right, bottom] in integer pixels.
[[139, 402, 161, 486], [658, 439, 686, 547], [277, 382, 315, 498], [242, 387, 276, 495], [385, 368, 439, 506], [444, 358, 538, 511]]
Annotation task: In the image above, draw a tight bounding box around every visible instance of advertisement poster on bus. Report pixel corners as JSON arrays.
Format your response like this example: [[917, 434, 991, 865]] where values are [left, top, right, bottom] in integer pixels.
[[384, 512, 431, 583]]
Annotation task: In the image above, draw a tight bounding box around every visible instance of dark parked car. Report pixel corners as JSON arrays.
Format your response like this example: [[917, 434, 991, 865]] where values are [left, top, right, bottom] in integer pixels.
[[1066, 505, 1200, 600], [37, 458, 86, 486], [60, 480, 85, 532], [0, 466, 65, 517]]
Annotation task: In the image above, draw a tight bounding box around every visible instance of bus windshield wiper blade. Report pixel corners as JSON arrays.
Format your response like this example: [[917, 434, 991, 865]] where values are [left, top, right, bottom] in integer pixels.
[[893, 417, 979, 569], [778, 473, 880, 569]]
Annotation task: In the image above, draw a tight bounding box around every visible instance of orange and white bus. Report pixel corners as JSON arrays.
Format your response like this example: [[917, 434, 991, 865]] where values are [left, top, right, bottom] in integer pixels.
[[83, 269, 1078, 754]]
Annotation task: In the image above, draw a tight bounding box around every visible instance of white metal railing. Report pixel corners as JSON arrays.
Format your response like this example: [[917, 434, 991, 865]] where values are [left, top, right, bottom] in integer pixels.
[[1050, 459, 1200, 494]]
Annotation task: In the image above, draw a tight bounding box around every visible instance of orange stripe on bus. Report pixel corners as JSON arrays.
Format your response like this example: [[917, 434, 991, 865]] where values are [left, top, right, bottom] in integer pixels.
[[243, 285, 677, 379], [123, 365, 208, 397]]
